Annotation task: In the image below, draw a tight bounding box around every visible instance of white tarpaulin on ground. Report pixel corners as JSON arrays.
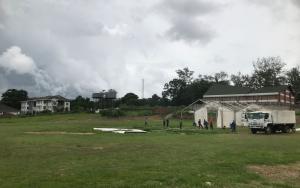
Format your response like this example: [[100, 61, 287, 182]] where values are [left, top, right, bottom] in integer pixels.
[[93, 128, 146, 134]]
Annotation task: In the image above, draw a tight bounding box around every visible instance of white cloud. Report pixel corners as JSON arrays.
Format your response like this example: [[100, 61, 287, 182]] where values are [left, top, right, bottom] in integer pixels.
[[0, 46, 36, 74], [0, 46, 66, 96]]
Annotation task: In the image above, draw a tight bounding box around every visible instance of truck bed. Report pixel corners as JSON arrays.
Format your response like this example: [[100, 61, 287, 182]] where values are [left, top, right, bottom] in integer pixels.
[[272, 111, 296, 124]]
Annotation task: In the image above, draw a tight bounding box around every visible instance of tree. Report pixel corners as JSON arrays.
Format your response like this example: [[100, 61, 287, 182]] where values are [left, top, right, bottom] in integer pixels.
[[231, 72, 252, 87], [71, 96, 94, 112], [286, 66, 300, 101], [214, 71, 229, 85], [251, 57, 286, 88], [1, 89, 28, 109], [149, 94, 161, 106], [182, 78, 212, 104], [162, 79, 186, 102], [162, 68, 194, 105], [121, 93, 139, 105], [176, 67, 194, 84], [162, 68, 217, 105]]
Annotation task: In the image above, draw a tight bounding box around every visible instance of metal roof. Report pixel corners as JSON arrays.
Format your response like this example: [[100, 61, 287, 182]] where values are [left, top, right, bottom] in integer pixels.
[[204, 84, 292, 96], [254, 85, 290, 93], [26, 95, 69, 101], [204, 84, 251, 96]]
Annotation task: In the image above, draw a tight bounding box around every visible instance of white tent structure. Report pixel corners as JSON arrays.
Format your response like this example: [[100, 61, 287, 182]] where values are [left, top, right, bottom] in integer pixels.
[[193, 101, 265, 128]]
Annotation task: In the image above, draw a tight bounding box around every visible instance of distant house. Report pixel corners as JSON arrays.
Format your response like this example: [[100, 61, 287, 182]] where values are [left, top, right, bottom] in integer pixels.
[[21, 95, 70, 114], [203, 84, 295, 106], [0, 103, 19, 116]]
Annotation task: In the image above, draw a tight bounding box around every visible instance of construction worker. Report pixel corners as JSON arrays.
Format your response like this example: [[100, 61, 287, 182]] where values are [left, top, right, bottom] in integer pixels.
[[180, 118, 183, 129], [231, 120, 236, 133], [204, 119, 208, 130], [209, 119, 213, 130], [198, 119, 203, 129]]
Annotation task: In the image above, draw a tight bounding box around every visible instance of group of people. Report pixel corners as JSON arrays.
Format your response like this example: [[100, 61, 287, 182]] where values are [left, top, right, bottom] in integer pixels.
[[194, 119, 237, 132], [161, 118, 236, 132], [195, 119, 214, 130]]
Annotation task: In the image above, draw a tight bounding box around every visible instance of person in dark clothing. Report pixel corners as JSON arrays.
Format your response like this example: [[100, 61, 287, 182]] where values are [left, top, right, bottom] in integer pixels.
[[166, 119, 169, 128], [193, 121, 197, 127], [209, 120, 213, 130], [180, 119, 183, 129], [231, 120, 236, 132], [198, 119, 203, 129], [163, 119, 166, 128], [144, 117, 148, 126], [204, 119, 208, 130]]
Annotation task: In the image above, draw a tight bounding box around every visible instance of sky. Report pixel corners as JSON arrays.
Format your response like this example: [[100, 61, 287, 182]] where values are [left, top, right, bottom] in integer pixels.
[[0, 0, 299, 99]]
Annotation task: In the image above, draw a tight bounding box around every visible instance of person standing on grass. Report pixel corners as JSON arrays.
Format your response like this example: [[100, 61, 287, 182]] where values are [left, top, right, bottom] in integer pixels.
[[166, 119, 169, 128], [144, 116, 148, 126], [209, 119, 213, 130], [231, 120, 236, 133], [193, 121, 197, 127], [198, 119, 203, 129], [163, 119, 166, 128], [180, 118, 183, 129], [204, 119, 208, 130]]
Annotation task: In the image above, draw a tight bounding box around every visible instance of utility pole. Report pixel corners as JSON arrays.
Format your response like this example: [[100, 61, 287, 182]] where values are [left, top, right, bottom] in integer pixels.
[[142, 79, 144, 99]]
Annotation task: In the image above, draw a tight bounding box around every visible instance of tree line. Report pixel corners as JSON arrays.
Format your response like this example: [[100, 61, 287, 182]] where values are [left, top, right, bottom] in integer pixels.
[[1, 56, 299, 110], [163, 57, 300, 105]]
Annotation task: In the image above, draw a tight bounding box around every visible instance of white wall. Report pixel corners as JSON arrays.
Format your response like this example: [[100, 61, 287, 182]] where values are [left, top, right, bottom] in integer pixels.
[[217, 107, 235, 128], [194, 106, 208, 124]]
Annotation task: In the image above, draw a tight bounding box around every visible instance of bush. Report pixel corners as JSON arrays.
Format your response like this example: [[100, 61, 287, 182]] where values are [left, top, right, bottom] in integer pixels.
[[99, 109, 124, 117]]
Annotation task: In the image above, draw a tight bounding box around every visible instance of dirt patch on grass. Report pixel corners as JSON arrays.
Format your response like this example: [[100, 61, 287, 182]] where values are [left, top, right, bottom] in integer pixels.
[[24, 131, 95, 135], [247, 163, 300, 181]]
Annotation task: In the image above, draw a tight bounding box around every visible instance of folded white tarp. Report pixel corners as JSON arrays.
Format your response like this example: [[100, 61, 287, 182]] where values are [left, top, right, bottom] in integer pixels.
[[296, 128, 300, 132], [93, 128, 146, 134], [93, 128, 119, 132]]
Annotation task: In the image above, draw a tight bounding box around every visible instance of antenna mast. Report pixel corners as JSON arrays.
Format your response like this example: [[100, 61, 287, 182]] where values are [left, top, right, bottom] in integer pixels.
[[142, 79, 144, 99]]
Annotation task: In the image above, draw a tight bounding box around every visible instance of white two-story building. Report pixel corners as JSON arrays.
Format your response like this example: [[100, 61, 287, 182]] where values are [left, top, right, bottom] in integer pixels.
[[21, 95, 70, 114]]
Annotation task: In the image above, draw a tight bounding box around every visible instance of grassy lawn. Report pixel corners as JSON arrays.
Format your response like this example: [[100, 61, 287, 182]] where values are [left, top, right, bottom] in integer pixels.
[[0, 113, 300, 188]]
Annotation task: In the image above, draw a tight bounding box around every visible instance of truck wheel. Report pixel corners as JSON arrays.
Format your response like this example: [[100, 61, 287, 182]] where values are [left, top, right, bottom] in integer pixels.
[[271, 127, 276, 133], [251, 129, 257, 134], [282, 126, 288, 133], [292, 127, 296, 133], [265, 126, 272, 134]]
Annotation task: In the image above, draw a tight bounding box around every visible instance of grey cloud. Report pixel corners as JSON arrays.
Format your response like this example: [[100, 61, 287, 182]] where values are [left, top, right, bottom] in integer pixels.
[[291, 0, 300, 8], [166, 18, 215, 44], [158, 0, 220, 44], [160, 0, 218, 17], [0, 68, 35, 86]]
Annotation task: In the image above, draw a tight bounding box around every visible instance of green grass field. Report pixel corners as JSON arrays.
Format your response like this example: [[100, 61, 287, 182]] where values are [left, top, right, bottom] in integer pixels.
[[0, 114, 300, 188]]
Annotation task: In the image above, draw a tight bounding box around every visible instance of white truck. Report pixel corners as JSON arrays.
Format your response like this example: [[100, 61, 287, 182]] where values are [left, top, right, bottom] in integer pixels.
[[247, 110, 296, 134]]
